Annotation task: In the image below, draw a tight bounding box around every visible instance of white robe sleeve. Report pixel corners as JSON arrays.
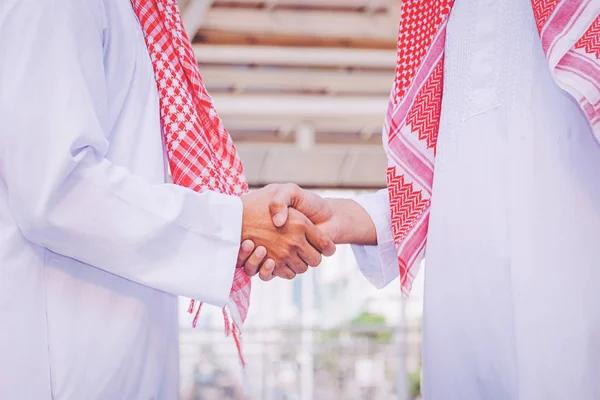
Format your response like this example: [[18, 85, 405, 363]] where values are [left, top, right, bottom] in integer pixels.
[[0, 0, 240, 307], [350, 189, 400, 289]]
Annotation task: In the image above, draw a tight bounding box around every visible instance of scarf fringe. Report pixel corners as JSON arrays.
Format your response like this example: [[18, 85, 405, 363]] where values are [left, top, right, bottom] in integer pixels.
[[188, 299, 246, 369], [222, 307, 232, 337], [190, 300, 203, 328], [231, 323, 246, 368]]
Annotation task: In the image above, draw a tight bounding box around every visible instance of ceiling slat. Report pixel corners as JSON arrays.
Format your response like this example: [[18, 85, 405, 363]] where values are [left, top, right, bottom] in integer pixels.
[[211, 94, 388, 117], [194, 45, 397, 68], [201, 8, 399, 41], [200, 66, 393, 94]]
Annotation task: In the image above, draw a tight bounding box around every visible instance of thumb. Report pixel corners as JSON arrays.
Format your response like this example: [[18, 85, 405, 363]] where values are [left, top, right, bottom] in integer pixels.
[[269, 184, 301, 227]]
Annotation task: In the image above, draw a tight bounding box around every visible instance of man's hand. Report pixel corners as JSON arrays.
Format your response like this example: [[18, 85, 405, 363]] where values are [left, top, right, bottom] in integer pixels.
[[237, 239, 265, 267], [243, 183, 378, 282], [269, 184, 334, 231], [268, 184, 376, 245], [240, 185, 336, 280], [236, 239, 277, 280]]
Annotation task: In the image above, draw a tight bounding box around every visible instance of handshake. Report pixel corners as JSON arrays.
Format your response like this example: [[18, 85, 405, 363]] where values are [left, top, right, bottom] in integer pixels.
[[236, 183, 377, 281]]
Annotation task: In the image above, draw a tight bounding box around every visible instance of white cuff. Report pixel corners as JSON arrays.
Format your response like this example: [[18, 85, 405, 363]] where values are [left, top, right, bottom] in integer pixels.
[[350, 189, 400, 289], [145, 190, 242, 308]]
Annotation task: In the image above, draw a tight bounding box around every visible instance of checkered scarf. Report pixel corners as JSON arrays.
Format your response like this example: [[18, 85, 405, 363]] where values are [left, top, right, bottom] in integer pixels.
[[130, 0, 251, 366], [387, 0, 600, 295]]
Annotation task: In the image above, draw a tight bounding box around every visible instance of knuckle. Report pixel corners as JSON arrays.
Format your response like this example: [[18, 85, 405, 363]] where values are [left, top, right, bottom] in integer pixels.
[[317, 237, 327, 250], [269, 195, 283, 204], [294, 261, 308, 274], [288, 262, 299, 273], [274, 270, 287, 279], [276, 266, 293, 279], [284, 271, 296, 280], [284, 183, 300, 197]]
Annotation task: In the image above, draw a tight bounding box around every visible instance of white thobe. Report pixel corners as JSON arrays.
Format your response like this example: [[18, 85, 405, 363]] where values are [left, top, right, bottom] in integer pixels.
[[0, 1, 242, 398], [354, 1, 600, 399]]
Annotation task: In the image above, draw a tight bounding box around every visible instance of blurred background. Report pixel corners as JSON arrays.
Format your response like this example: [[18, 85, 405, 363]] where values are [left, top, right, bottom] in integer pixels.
[[174, 1, 425, 399]]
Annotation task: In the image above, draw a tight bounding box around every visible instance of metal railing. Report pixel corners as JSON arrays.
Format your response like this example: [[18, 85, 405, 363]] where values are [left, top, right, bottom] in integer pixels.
[[179, 325, 422, 400]]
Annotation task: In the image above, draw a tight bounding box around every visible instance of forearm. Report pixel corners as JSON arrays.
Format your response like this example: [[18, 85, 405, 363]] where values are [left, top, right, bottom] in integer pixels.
[[5, 150, 242, 305], [324, 198, 377, 246]]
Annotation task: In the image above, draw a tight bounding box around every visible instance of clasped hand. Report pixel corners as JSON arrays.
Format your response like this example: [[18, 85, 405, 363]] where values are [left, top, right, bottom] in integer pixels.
[[236, 184, 340, 281]]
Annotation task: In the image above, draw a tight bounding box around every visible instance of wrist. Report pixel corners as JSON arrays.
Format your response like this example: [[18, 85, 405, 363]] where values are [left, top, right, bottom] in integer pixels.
[[325, 198, 377, 246]]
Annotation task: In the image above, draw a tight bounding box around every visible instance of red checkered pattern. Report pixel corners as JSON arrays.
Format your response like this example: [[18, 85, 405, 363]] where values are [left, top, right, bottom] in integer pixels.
[[393, 0, 453, 104], [385, 0, 454, 295], [130, 0, 250, 366], [386, 0, 600, 295]]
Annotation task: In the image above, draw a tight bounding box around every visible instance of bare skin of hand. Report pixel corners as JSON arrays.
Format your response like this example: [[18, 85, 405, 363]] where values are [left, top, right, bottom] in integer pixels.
[[244, 183, 377, 282], [236, 239, 266, 268], [236, 239, 276, 279], [240, 185, 336, 280], [269, 184, 377, 245]]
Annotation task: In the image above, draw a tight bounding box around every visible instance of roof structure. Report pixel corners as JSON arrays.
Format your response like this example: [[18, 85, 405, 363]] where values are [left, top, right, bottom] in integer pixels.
[[179, 0, 401, 188]]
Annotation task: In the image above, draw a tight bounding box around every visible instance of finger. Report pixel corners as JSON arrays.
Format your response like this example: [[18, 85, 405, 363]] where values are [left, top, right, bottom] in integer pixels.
[[273, 264, 297, 280], [243, 246, 267, 277], [287, 254, 309, 274], [297, 242, 322, 267], [259, 259, 276, 282], [236, 240, 255, 269], [304, 220, 336, 257], [269, 183, 301, 227]]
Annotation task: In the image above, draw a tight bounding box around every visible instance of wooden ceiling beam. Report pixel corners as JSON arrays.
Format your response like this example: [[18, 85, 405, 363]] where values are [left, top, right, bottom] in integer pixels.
[[212, 0, 399, 9], [194, 29, 396, 49], [221, 115, 385, 136], [193, 44, 397, 68], [211, 93, 388, 117], [199, 65, 394, 94], [201, 7, 399, 41]]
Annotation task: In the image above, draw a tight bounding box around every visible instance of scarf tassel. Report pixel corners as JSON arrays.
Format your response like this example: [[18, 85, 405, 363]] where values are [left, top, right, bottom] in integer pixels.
[[188, 300, 246, 369], [222, 307, 232, 337], [189, 300, 203, 328]]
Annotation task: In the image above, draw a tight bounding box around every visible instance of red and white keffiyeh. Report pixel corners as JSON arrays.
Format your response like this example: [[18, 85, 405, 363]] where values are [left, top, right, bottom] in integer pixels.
[[387, 0, 600, 295], [130, 0, 251, 366]]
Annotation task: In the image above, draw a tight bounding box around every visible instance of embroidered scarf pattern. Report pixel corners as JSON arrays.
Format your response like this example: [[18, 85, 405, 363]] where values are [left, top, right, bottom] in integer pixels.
[[386, 0, 600, 295], [130, 0, 251, 366]]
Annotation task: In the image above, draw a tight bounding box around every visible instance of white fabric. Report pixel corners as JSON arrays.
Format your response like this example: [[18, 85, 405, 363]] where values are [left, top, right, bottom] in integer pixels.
[[354, 0, 600, 398], [0, 1, 242, 398], [351, 190, 399, 289]]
